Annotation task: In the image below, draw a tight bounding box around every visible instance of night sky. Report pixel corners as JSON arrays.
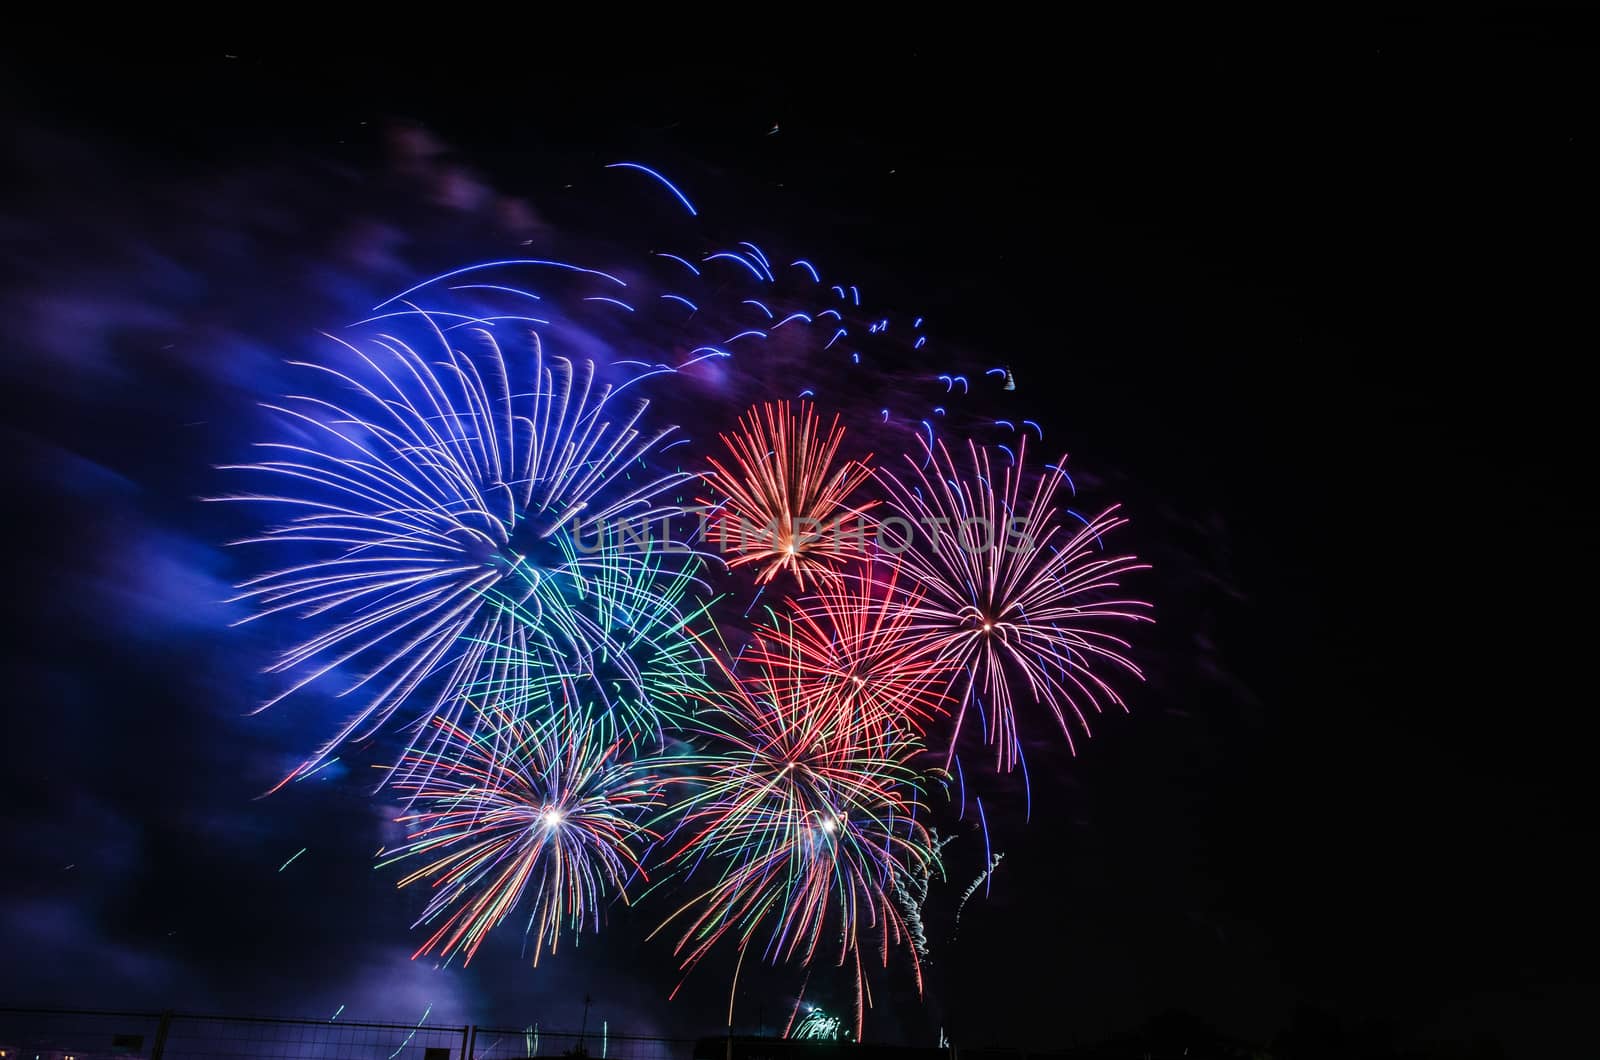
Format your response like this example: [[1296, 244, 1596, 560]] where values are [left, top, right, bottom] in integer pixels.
[[2, 21, 1596, 1058]]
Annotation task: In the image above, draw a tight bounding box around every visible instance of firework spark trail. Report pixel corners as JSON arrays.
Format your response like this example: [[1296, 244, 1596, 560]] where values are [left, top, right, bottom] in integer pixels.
[[891, 829, 951, 959], [388, 1003, 433, 1060], [702, 401, 878, 589], [382, 702, 665, 967], [951, 852, 1005, 941], [223, 317, 694, 786], [876, 433, 1153, 771]]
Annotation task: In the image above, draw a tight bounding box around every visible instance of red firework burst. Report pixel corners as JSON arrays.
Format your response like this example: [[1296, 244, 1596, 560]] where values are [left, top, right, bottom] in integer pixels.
[[746, 560, 956, 743], [702, 401, 878, 588]]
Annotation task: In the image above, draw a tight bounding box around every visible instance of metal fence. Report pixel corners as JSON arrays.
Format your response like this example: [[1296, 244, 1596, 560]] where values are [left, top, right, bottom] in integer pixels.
[[0, 1009, 699, 1060]]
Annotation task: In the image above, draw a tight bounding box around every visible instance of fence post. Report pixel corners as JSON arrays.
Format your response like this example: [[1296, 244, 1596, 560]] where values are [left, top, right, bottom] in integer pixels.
[[150, 1010, 173, 1060]]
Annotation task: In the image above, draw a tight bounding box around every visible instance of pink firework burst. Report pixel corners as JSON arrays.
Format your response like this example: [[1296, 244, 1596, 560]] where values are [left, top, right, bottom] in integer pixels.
[[876, 434, 1152, 771]]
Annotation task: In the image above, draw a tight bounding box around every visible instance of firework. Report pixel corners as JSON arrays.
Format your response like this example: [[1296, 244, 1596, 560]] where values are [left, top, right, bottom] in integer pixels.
[[746, 560, 955, 744], [951, 851, 1005, 941], [655, 634, 940, 1038], [789, 1008, 844, 1040], [876, 434, 1152, 771], [216, 153, 1157, 1040], [382, 701, 664, 966], [702, 401, 878, 588], [224, 318, 692, 783], [452, 526, 718, 756], [890, 829, 951, 960]]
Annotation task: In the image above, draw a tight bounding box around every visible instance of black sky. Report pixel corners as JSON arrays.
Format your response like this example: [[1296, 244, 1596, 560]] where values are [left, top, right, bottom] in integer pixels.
[[3, 18, 1597, 1058]]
